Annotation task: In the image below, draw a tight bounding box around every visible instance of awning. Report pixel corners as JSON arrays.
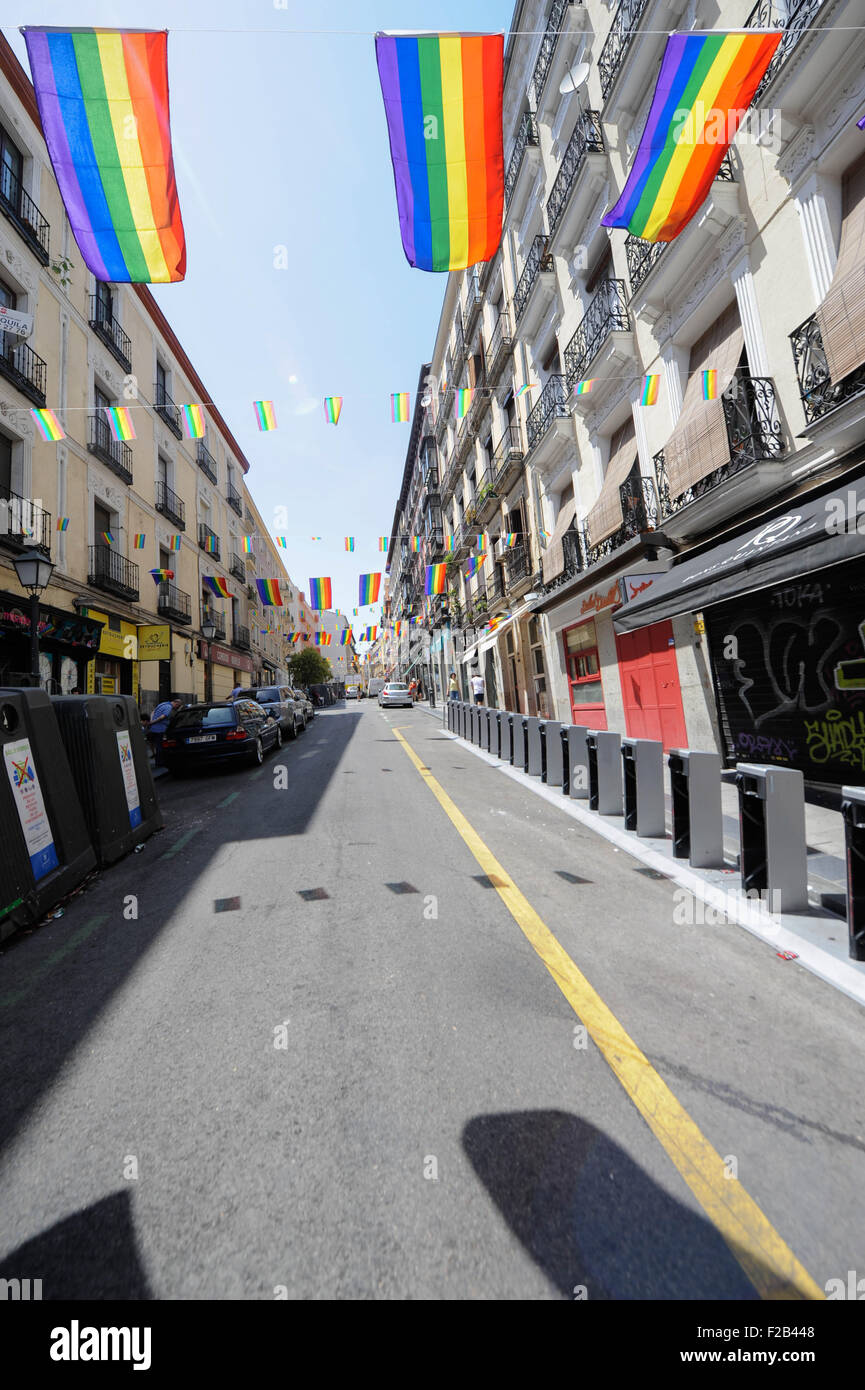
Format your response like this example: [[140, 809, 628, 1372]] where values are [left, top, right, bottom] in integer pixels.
[[460, 602, 530, 663], [585, 418, 637, 548], [541, 495, 577, 585], [613, 475, 865, 632]]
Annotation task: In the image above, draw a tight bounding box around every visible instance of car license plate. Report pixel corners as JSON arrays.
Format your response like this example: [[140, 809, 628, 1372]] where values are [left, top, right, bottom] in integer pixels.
[[187, 734, 217, 743]]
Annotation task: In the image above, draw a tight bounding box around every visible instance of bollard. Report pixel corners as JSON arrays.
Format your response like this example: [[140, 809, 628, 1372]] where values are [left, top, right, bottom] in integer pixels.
[[734, 763, 808, 913], [621, 737, 666, 838], [488, 709, 500, 758], [468, 704, 477, 744], [511, 713, 527, 770], [447, 700, 455, 732], [841, 786, 865, 960], [541, 721, 563, 788], [461, 702, 469, 741], [587, 731, 622, 815], [498, 711, 512, 763], [669, 749, 724, 868], [481, 708, 492, 752], [525, 716, 543, 777], [563, 725, 590, 800]]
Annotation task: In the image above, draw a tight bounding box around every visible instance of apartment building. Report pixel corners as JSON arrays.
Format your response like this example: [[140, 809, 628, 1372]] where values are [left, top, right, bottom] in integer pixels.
[[0, 34, 303, 710], [318, 607, 355, 682], [413, 0, 865, 786]]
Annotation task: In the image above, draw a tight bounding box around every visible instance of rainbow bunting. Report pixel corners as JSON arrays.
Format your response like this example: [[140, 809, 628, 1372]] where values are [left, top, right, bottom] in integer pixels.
[[391, 392, 410, 422], [150, 568, 174, 582], [502, 533, 517, 548], [410, 536, 423, 553], [315, 632, 332, 646], [56, 517, 70, 532], [203, 575, 230, 598], [378, 536, 389, 551], [375, 32, 504, 272], [601, 31, 782, 243], [101, 530, 114, 546], [256, 578, 283, 605], [425, 563, 447, 596], [358, 572, 382, 606], [166, 534, 182, 550], [573, 379, 595, 396], [253, 400, 277, 431], [22, 28, 186, 283], [444, 535, 456, 553], [338, 630, 351, 646], [181, 403, 205, 438], [641, 374, 660, 406], [324, 396, 343, 425], [311, 535, 322, 541], [702, 369, 718, 401], [455, 388, 474, 420], [132, 533, 146, 549], [363, 627, 378, 642], [241, 536, 254, 553], [345, 537, 355, 552], [476, 532, 489, 552], [540, 529, 551, 543], [31, 407, 65, 441], [276, 536, 288, 548], [516, 383, 538, 398], [308, 576, 332, 610], [203, 534, 217, 554], [104, 405, 136, 441]]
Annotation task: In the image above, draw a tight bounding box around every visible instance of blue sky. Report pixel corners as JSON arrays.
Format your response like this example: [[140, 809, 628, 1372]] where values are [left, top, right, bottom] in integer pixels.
[[7, 1, 511, 627]]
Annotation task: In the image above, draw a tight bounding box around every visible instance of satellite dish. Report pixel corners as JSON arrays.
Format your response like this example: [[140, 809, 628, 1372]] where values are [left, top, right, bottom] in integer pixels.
[[559, 61, 590, 95]]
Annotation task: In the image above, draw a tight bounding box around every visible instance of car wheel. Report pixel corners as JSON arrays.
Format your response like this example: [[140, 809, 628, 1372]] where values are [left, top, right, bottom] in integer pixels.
[[248, 737, 264, 766], [287, 715, 298, 739]]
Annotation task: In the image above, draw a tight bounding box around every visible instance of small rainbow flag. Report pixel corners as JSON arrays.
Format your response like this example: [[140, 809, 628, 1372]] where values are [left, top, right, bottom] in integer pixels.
[[324, 396, 343, 425], [150, 568, 174, 583], [516, 383, 538, 398], [702, 369, 718, 401], [573, 379, 595, 396], [203, 534, 217, 554], [105, 405, 136, 441], [425, 563, 447, 596], [276, 536, 288, 548], [444, 536, 456, 553], [338, 630, 351, 646], [502, 533, 518, 548], [241, 536, 254, 553], [345, 537, 355, 552], [56, 516, 70, 532], [167, 534, 182, 550], [477, 532, 489, 552], [311, 535, 322, 541], [641, 374, 660, 406], [254, 400, 277, 431], [203, 575, 230, 598], [308, 576, 332, 610], [378, 536, 389, 551], [540, 529, 551, 543], [410, 536, 423, 553], [256, 578, 283, 606], [455, 388, 474, 420], [359, 573, 382, 605], [315, 631, 332, 646], [363, 626, 378, 642], [31, 407, 65, 441], [101, 530, 114, 546], [391, 392, 410, 423], [132, 533, 146, 549], [181, 404, 205, 438]]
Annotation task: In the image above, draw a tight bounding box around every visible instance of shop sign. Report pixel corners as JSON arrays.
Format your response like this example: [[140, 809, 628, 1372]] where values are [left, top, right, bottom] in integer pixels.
[[116, 731, 142, 828], [579, 581, 621, 616], [137, 624, 172, 662], [84, 609, 138, 660], [3, 738, 59, 881], [621, 574, 657, 603], [198, 640, 253, 673], [0, 603, 101, 651]]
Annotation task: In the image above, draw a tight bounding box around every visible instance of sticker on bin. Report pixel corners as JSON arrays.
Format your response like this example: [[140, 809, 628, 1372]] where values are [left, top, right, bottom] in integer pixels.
[[4, 736, 59, 881], [116, 731, 142, 829]]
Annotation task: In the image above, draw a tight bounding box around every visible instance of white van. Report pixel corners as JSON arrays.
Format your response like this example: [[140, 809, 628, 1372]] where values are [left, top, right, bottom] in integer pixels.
[[367, 679, 386, 699]]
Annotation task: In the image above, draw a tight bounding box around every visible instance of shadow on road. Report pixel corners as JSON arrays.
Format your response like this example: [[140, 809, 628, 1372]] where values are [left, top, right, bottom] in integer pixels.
[[0, 1191, 152, 1299]]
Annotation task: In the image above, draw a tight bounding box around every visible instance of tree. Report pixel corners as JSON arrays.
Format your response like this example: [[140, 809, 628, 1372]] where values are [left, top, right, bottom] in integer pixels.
[[288, 648, 332, 686]]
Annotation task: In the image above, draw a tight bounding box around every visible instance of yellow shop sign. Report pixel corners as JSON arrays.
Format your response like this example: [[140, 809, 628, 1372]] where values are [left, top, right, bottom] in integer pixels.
[[137, 624, 172, 662], [83, 609, 138, 660]]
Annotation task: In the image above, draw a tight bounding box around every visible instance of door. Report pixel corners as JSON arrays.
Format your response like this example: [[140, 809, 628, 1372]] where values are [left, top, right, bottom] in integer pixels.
[[564, 619, 606, 730], [615, 619, 687, 750]]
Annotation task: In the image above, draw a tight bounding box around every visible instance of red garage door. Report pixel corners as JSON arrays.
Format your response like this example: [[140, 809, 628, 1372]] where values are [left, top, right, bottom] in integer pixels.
[[615, 619, 687, 750]]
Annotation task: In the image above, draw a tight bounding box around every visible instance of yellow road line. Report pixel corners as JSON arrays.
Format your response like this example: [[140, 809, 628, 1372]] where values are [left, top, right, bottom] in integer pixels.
[[392, 726, 823, 1302]]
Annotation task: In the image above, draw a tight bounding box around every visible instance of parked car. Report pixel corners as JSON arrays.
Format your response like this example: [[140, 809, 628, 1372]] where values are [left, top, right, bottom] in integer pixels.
[[379, 681, 413, 708], [251, 685, 305, 736], [161, 700, 282, 773], [345, 683, 360, 700], [289, 686, 314, 722]]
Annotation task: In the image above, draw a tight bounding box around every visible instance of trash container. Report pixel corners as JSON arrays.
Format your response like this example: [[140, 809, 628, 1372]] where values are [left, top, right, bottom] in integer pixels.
[[587, 731, 622, 815], [512, 715, 528, 772], [562, 725, 590, 800], [542, 721, 563, 789], [841, 785, 865, 961], [487, 708, 500, 758], [669, 749, 724, 868], [734, 762, 808, 913], [621, 737, 666, 838], [0, 687, 96, 937], [52, 694, 163, 867], [499, 711, 512, 764], [525, 716, 543, 777]]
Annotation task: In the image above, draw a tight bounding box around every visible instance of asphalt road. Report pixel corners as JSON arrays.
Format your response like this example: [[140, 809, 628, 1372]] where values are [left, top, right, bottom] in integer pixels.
[[0, 699, 863, 1300]]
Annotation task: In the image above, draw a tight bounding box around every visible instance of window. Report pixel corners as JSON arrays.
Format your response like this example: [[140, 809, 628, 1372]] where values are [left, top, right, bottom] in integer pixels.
[[0, 275, 15, 359], [94, 384, 111, 412], [95, 281, 113, 324], [0, 123, 23, 211], [94, 500, 112, 540], [0, 431, 11, 498], [564, 620, 604, 716], [585, 245, 613, 297]]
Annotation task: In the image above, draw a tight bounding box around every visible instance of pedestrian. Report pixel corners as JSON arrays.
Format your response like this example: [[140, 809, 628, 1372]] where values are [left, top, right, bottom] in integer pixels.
[[470, 670, 485, 706], [408, 678, 418, 702], [448, 671, 459, 702], [147, 696, 182, 766]]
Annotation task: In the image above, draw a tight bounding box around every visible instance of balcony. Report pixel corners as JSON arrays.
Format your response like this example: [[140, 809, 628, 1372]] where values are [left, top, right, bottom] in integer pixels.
[[452, 316, 466, 380], [441, 447, 461, 502], [504, 544, 531, 595], [487, 566, 507, 609], [88, 544, 139, 602], [598, 0, 649, 102], [791, 314, 865, 428], [230, 551, 246, 582], [197, 440, 218, 484], [0, 167, 50, 263], [154, 381, 183, 439], [435, 378, 455, 442], [227, 483, 243, 517], [455, 411, 476, 467], [582, 468, 661, 568], [464, 267, 484, 340], [504, 112, 540, 214], [624, 154, 738, 310], [157, 581, 192, 625], [233, 624, 251, 651], [485, 311, 513, 386], [88, 411, 133, 484], [202, 607, 226, 641], [0, 487, 52, 553], [514, 235, 555, 335], [543, 528, 585, 595], [526, 374, 571, 454], [745, 0, 832, 108], [155, 479, 186, 529], [88, 296, 132, 373], [530, 1, 589, 117], [546, 110, 605, 248], [489, 424, 525, 495], [563, 279, 631, 389], [198, 522, 220, 560], [0, 337, 46, 406], [474, 469, 500, 524], [453, 522, 473, 562]]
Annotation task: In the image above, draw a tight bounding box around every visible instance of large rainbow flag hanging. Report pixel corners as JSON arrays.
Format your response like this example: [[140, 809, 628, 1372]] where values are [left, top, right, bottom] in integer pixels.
[[203, 575, 230, 599], [375, 32, 505, 272], [425, 563, 447, 596], [358, 572, 382, 605], [602, 31, 781, 243], [22, 28, 186, 282], [256, 578, 283, 606], [308, 576, 332, 610]]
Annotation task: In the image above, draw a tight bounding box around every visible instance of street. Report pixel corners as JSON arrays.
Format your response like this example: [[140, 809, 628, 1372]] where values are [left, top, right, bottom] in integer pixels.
[[0, 699, 862, 1300]]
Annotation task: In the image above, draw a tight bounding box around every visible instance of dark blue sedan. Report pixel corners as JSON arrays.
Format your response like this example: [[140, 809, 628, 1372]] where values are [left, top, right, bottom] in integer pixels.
[[161, 700, 282, 774]]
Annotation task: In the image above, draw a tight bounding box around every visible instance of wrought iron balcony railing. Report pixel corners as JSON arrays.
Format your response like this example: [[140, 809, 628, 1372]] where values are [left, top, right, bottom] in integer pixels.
[[230, 552, 246, 582], [543, 528, 585, 594], [504, 544, 531, 590], [489, 425, 525, 492], [233, 624, 251, 651], [563, 279, 630, 386], [527, 374, 569, 452], [464, 267, 484, 337], [547, 111, 605, 235], [745, 0, 828, 102], [198, 522, 220, 560], [88, 543, 140, 602], [201, 607, 226, 641], [155, 479, 186, 529], [488, 567, 506, 605], [598, 0, 649, 101], [0, 486, 52, 553], [485, 310, 513, 384], [531, 0, 572, 105], [197, 440, 218, 484], [514, 235, 554, 322], [504, 112, 540, 207], [453, 315, 466, 374], [157, 581, 192, 624], [625, 154, 736, 294], [0, 336, 46, 406], [790, 314, 865, 427], [227, 483, 243, 517], [582, 469, 660, 567], [88, 296, 132, 372], [154, 380, 183, 438], [0, 165, 50, 263], [88, 411, 133, 484]]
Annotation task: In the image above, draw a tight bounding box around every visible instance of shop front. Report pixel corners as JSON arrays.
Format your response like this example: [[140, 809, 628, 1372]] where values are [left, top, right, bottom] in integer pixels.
[[198, 639, 254, 701], [81, 607, 139, 697], [0, 592, 102, 691], [543, 579, 624, 731]]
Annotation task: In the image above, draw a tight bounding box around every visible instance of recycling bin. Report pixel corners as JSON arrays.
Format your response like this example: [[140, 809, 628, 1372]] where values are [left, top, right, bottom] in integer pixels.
[[485, 708, 498, 755], [734, 762, 808, 914], [52, 694, 163, 867], [542, 721, 563, 789], [512, 715, 528, 772], [498, 711, 512, 764], [669, 749, 724, 868], [478, 707, 489, 751], [587, 731, 622, 815], [0, 687, 96, 937], [621, 737, 666, 838], [841, 786, 865, 961], [562, 725, 590, 800], [525, 716, 543, 777], [460, 702, 468, 740]]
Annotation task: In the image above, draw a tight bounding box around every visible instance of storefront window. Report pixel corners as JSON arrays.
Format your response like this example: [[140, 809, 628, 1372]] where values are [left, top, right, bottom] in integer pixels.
[[60, 655, 79, 693], [564, 620, 605, 724]]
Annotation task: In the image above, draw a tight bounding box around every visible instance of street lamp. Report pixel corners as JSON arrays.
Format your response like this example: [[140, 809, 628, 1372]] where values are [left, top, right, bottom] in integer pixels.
[[13, 548, 55, 686], [201, 616, 216, 702]]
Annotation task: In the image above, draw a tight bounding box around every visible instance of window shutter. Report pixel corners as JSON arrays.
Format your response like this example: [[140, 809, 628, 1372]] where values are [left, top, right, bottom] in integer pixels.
[[662, 302, 744, 499], [815, 153, 865, 384]]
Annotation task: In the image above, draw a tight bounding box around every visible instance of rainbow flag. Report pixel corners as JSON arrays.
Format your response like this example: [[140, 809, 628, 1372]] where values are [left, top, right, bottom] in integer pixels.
[[101, 530, 114, 546], [345, 537, 355, 552], [202, 534, 217, 554], [455, 387, 474, 420], [254, 400, 277, 431], [276, 536, 288, 548], [573, 379, 595, 396], [324, 396, 343, 425], [166, 534, 182, 550], [502, 533, 517, 548], [56, 516, 70, 532], [104, 405, 136, 441], [22, 28, 185, 283], [150, 568, 174, 582], [31, 407, 65, 441], [338, 630, 351, 646], [311, 535, 321, 541], [444, 535, 456, 553], [256, 578, 283, 606], [516, 383, 537, 398], [410, 536, 423, 553], [477, 532, 489, 552], [358, 572, 382, 605], [203, 575, 230, 598], [374, 33, 504, 272], [132, 533, 146, 549], [391, 392, 410, 422], [601, 31, 782, 243], [308, 576, 332, 610], [702, 369, 718, 400], [315, 632, 332, 646], [241, 536, 254, 553], [641, 374, 660, 406], [378, 536, 389, 551], [181, 403, 205, 438], [425, 563, 447, 596]]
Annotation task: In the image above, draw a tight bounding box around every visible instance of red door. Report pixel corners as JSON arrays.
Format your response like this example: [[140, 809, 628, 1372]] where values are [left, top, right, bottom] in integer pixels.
[[615, 619, 687, 750]]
